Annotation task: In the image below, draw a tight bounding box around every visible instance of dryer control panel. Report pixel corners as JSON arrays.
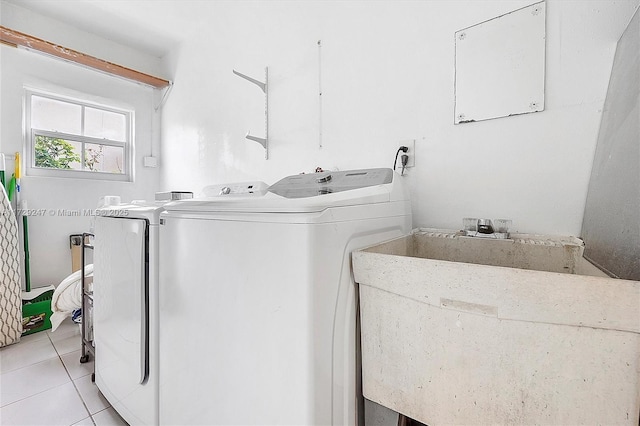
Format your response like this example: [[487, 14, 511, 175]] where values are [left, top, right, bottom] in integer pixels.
[[202, 181, 269, 197], [268, 168, 393, 198]]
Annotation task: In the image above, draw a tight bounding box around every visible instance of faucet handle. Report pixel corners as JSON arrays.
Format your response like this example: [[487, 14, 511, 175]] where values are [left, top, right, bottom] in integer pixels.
[[477, 219, 494, 234]]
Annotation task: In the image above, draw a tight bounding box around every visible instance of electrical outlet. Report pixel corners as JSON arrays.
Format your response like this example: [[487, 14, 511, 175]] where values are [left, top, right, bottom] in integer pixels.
[[399, 140, 415, 168], [143, 156, 158, 168]]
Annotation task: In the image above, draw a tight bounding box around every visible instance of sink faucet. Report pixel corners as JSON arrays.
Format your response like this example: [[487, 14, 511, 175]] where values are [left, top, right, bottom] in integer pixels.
[[477, 219, 494, 234]]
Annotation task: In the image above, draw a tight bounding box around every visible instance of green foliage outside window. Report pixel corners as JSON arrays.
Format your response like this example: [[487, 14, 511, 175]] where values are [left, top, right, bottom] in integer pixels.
[[34, 135, 80, 169]]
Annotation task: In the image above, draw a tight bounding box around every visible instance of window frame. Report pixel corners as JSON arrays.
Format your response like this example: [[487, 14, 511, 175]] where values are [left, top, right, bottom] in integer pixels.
[[24, 89, 134, 182]]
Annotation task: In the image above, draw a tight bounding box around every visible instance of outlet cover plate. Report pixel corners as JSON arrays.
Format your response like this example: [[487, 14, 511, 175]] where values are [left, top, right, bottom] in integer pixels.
[[143, 156, 158, 168]]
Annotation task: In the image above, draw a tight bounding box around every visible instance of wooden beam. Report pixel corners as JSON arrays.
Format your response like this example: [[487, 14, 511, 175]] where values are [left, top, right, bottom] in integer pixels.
[[0, 25, 171, 89]]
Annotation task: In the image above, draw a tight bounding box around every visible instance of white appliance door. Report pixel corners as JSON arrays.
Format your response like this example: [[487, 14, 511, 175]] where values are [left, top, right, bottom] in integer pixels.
[[94, 217, 149, 421]]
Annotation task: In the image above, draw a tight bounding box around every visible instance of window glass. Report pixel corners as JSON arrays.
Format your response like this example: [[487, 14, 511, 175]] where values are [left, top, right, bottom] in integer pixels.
[[26, 90, 131, 181], [84, 107, 127, 141], [31, 96, 82, 134], [84, 143, 124, 174]]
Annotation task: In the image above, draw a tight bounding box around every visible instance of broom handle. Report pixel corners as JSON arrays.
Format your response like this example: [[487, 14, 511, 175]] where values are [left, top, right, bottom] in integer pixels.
[[0, 153, 5, 187], [23, 215, 30, 292], [14, 152, 30, 292]]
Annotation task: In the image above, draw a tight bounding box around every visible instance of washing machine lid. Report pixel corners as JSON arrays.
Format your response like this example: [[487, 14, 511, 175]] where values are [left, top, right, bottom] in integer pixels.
[[268, 168, 392, 199], [163, 168, 408, 214]]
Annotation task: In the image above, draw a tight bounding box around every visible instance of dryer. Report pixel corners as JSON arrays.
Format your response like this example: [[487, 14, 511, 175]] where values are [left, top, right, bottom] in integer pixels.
[[158, 168, 412, 425], [93, 201, 166, 426], [92, 184, 266, 425]]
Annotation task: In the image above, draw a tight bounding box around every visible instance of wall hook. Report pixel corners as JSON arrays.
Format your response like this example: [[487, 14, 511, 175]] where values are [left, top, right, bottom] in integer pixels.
[[233, 67, 269, 159]]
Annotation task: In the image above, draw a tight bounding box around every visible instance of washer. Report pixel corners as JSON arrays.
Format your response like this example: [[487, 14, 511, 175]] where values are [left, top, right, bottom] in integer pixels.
[[158, 168, 412, 425]]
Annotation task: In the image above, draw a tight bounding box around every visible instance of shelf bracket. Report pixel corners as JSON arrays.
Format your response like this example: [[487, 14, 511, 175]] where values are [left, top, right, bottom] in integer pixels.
[[245, 133, 267, 150], [233, 67, 269, 159], [233, 69, 266, 93]]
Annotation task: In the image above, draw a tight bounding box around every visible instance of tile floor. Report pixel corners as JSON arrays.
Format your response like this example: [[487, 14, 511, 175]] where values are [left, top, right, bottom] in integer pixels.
[[0, 319, 128, 426]]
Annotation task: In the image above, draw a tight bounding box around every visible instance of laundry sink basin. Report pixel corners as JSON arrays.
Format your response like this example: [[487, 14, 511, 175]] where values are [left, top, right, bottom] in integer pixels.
[[353, 229, 640, 425]]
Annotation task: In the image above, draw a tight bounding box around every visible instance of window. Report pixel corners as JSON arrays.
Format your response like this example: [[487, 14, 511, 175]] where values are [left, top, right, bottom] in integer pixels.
[[25, 90, 133, 181]]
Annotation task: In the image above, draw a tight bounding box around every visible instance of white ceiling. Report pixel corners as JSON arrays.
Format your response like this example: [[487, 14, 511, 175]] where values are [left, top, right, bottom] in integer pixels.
[[6, 0, 639, 59], [3, 0, 208, 57]]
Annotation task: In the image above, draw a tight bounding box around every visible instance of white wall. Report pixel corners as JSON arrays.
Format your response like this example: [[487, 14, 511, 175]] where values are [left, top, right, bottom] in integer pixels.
[[2, 0, 638, 286], [0, 1, 165, 287], [159, 0, 639, 236]]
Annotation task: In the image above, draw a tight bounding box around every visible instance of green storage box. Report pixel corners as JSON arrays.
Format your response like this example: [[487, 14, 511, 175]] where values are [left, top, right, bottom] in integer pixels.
[[22, 296, 53, 336]]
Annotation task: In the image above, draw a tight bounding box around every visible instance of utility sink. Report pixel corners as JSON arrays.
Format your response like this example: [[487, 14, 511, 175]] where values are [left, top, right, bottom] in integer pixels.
[[353, 229, 640, 425]]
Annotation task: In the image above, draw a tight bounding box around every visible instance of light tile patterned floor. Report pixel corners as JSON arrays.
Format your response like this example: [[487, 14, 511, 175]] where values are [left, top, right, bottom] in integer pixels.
[[0, 319, 128, 426]]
